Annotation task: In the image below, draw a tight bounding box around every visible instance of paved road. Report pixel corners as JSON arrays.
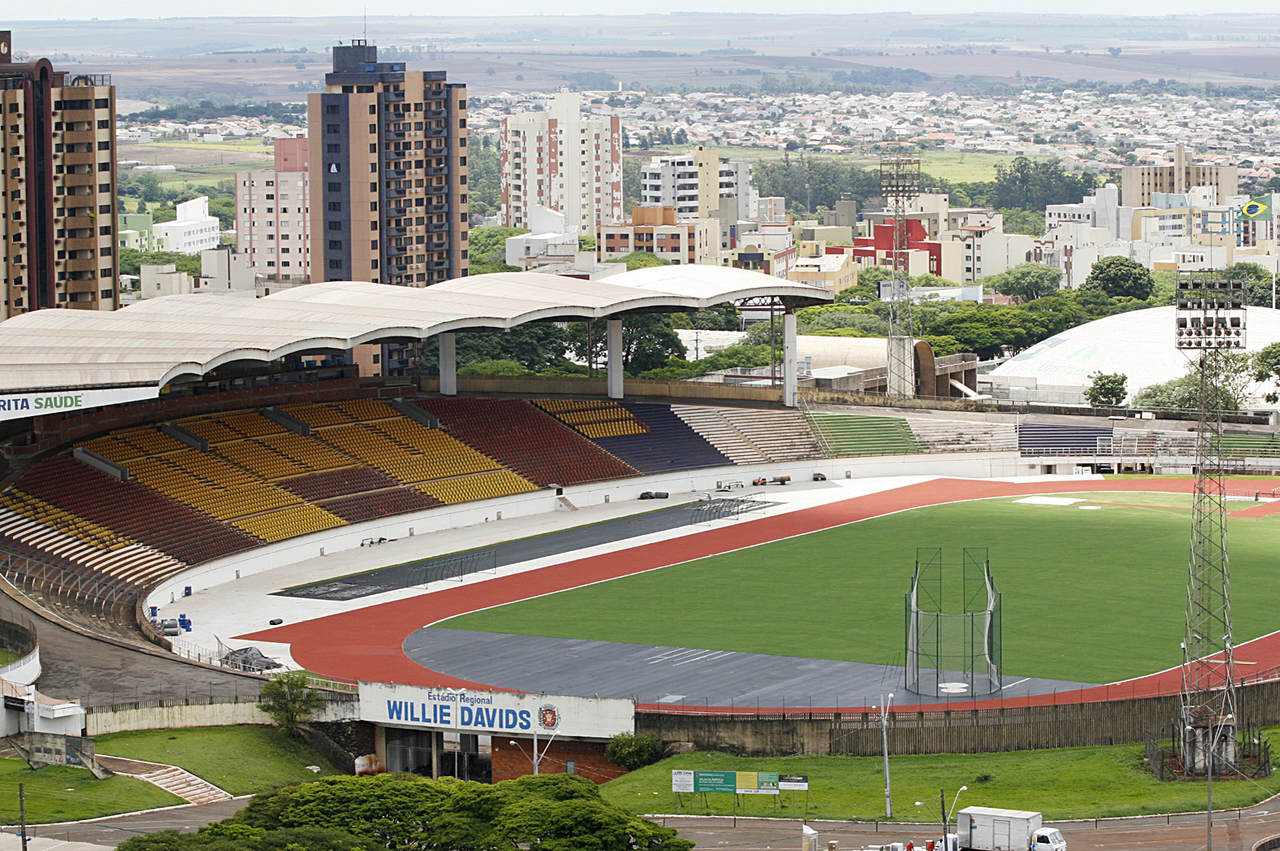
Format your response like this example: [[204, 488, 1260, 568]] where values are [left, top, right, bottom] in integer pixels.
[[0, 593, 261, 708], [1, 799, 250, 848], [660, 810, 1280, 850], [403, 628, 1094, 708], [10, 802, 1280, 849]]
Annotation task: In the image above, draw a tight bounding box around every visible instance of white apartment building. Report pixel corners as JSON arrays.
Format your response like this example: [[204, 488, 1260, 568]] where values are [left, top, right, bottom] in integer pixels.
[[500, 91, 622, 232], [235, 168, 311, 283], [640, 147, 758, 222], [153, 197, 220, 255]]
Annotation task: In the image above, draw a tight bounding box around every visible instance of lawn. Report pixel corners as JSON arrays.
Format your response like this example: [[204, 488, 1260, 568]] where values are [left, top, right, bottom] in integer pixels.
[[95, 726, 338, 795], [601, 741, 1280, 821], [0, 759, 178, 824], [436, 493, 1280, 683]]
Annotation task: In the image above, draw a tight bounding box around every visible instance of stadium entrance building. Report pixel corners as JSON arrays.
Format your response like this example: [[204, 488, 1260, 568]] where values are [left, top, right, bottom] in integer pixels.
[[360, 683, 635, 783]]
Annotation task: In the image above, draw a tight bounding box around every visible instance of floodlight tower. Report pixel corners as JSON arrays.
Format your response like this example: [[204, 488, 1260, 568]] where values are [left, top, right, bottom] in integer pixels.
[[880, 157, 921, 398], [1174, 270, 1246, 796]]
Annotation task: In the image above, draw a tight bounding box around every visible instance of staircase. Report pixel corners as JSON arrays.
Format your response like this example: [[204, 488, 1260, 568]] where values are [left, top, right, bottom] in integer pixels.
[[670, 406, 768, 465], [96, 754, 233, 804]]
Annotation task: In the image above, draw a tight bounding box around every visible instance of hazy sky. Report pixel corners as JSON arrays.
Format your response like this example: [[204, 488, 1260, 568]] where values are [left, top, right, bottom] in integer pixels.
[[10, 0, 1280, 18]]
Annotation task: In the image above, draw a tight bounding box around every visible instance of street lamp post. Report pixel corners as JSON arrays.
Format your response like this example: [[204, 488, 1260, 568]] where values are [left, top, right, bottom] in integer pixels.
[[875, 693, 894, 819], [916, 785, 967, 851], [509, 729, 561, 776]]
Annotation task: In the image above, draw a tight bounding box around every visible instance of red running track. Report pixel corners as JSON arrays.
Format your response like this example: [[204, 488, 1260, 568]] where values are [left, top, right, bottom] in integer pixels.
[[239, 476, 1280, 714]]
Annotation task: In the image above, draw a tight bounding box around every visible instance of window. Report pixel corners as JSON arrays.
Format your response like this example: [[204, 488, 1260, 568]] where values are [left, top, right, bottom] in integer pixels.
[[368, 104, 377, 115], [328, 221, 342, 231], [94, 98, 109, 108], [328, 182, 341, 192], [328, 240, 343, 249], [327, 123, 340, 134], [327, 143, 341, 153], [328, 201, 342, 211], [97, 162, 110, 171], [97, 140, 110, 150], [326, 104, 340, 114], [369, 143, 377, 154], [328, 259, 342, 269], [99, 267, 112, 278]]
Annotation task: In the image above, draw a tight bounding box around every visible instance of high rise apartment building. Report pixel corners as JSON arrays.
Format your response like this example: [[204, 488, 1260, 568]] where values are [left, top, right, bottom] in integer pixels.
[[640, 147, 758, 222], [0, 31, 117, 321], [1120, 145, 1239, 208], [237, 137, 311, 282], [308, 40, 468, 287], [499, 91, 622, 232]]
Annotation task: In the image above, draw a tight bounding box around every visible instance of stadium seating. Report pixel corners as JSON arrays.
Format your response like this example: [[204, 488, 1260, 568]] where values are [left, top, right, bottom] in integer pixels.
[[532, 399, 648, 439], [0, 489, 130, 551], [415, 470, 540, 505], [281, 467, 403, 501], [320, 488, 443, 523], [15, 456, 261, 564], [214, 440, 308, 480], [174, 416, 243, 445], [258, 432, 354, 472], [806, 413, 922, 457], [589, 403, 731, 473], [315, 423, 494, 483], [1217, 432, 1280, 458], [231, 504, 346, 543], [414, 398, 638, 487], [1017, 423, 1114, 456], [210, 411, 286, 439], [907, 419, 1019, 454], [673, 406, 825, 464], [279, 402, 356, 429]]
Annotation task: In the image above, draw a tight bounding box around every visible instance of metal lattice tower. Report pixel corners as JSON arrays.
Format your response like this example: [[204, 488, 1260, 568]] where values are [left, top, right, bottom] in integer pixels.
[[879, 157, 920, 398], [1174, 269, 1247, 778]]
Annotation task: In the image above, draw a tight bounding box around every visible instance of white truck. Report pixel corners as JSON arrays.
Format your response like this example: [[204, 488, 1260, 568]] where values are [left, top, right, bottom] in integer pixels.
[[955, 806, 1066, 851]]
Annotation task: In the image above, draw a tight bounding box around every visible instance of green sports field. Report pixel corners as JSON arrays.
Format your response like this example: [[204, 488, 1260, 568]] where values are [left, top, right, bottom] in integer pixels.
[[436, 493, 1280, 684]]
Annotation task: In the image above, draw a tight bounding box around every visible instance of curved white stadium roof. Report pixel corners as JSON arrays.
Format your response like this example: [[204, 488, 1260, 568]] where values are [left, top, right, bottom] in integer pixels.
[[0, 267, 830, 393], [990, 305, 1280, 405]]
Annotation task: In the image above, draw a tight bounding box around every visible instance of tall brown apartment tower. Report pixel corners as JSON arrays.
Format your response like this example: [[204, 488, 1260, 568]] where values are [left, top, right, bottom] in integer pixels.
[[0, 31, 118, 321], [308, 40, 468, 288]]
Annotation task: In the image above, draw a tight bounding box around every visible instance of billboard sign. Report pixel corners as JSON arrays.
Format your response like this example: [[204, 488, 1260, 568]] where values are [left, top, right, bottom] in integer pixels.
[[779, 774, 809, 791], [671, 770, 780, 795], [0, 386, 160, 422], [359, 683, 634, 739]]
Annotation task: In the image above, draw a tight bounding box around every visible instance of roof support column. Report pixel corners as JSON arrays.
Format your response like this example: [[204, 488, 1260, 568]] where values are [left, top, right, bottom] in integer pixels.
[[439, 332, 457, 396], [782, 308, 798, 408], [606, 318, 624, 400]]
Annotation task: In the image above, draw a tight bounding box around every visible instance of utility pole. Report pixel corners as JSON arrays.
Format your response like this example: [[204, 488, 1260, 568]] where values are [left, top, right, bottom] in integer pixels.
[[19, 782, 27, 851], [1174, 269, 1247, 851], [880, 157, 920, 398], [877, 692, 894, 819]]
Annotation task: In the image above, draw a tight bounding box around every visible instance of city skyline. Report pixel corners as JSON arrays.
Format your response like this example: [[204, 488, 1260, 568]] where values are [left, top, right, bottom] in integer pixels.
[[9, 2, 1280, 19]]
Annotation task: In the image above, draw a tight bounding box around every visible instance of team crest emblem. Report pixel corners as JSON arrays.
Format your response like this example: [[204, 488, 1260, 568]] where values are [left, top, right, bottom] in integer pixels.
[[538, 704, 559, 731]]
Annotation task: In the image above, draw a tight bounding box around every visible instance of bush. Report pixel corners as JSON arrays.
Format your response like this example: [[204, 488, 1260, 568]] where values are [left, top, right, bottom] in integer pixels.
[[605, 732, 666, 771]]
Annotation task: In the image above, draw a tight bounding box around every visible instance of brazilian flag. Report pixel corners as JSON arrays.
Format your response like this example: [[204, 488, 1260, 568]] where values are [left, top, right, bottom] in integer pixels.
[[1239, 196, 1271, 221]]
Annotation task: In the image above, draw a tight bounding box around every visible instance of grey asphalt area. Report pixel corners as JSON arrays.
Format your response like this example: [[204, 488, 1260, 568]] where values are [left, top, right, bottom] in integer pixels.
[[0, 594, 261, 708], [1, 799, 250, 848], [278, 497, 769, 601], [403, 629, 1095, 707]]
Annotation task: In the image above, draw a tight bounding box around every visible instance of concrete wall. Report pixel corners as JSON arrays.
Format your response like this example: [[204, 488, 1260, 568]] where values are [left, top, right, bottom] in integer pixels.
[[85, 694, 358, 737]]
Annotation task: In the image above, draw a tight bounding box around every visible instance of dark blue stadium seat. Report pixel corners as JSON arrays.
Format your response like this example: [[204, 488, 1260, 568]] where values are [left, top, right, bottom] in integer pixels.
[[590, 403, 732, 473]]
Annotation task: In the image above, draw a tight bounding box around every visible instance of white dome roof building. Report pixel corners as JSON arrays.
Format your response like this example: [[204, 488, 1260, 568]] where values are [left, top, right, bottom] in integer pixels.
[[987, 306, 1280, 407]]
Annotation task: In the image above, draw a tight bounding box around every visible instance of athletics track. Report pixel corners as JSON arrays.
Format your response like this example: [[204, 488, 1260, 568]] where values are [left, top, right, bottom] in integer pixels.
[[239, 476, 1280, 714]]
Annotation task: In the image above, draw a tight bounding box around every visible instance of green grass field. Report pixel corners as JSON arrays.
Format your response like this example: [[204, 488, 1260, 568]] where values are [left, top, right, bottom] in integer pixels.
[[437, 493, 1280, 683], [600, 740, 1280, 821], [95, 726, 338, 795], [0, 759, 179, 824]]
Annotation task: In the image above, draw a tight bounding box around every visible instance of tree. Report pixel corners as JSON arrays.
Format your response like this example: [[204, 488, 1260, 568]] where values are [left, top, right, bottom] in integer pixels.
[[606, 251, 670, 271], [420, 324, 569, 374], [568, 314, 686, 375], [998, 207, 1045, 237], [1224, 262, 1276, 308], [1252, 341, 1280, 403], [1132, 351, 1252, 412], [992, 156, 1097, 211], [987, 263, 1062, 302], [257, 671, 326, 737], [119, 248, 202, 277], [605, 733, 665, 771], [1083, 371, 1128, 407], [1081, 256, 1155, 300], [149, 772, 694, 851]]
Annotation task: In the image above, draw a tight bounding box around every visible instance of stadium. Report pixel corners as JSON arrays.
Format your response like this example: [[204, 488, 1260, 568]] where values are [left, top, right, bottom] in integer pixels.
[[2, 265, 1280, 787]]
